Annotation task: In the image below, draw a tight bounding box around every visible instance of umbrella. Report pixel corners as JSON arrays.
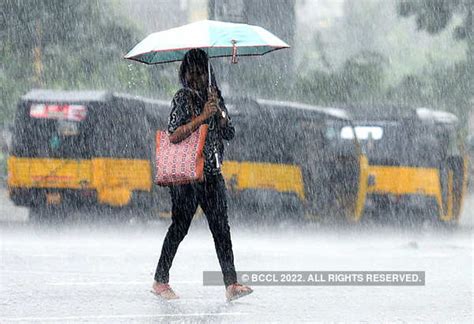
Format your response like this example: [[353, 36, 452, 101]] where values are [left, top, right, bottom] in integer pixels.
[[124, 19, 290, 65], [124, 20, 289, 169]]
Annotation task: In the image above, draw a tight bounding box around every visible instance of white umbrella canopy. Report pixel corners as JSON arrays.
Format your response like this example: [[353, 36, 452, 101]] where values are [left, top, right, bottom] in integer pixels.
[[124, 20, 290, 64]]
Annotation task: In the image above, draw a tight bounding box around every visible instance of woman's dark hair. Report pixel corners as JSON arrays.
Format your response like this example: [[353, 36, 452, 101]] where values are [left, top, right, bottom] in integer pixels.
[[179, 48, 220, 98]]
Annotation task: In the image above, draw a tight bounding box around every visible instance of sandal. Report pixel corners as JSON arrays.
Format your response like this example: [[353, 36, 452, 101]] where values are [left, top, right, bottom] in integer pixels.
[[225, 282, 253, 301], [151, 281, 179, 300]]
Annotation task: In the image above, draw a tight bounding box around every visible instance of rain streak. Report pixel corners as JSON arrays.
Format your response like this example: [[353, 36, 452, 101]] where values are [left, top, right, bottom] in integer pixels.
[[0, 1, 473, 323]]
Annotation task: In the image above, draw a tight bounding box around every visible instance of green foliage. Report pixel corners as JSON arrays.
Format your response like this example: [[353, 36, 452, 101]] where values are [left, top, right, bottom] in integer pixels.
[[339, 52, 387, 103], [294, 51, 387, 106], [396, 0, 473, 127], [0, 0, 166, 123], [297, 49, 471, 126], [386, 75, 430, 106], [428, 62, 472, 116], [294, 0, 471, 131], [398, 0, 472, 38], [398, 0, 459, 34], [397, 0, 473, 64], [298, 0, 467, 90], [385, 60, 472, 129]]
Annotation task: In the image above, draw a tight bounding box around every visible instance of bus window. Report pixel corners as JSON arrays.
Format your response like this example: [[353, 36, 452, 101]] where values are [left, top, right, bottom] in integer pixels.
[[322, 121, 359, 156], [15, 103, 90, 159], [57, 120, 79, 136], [340, 126, 383, 140]]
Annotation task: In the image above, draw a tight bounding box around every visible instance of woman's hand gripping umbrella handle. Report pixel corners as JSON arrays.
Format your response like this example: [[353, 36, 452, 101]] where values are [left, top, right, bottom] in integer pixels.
[[207, 86, 228, 123]]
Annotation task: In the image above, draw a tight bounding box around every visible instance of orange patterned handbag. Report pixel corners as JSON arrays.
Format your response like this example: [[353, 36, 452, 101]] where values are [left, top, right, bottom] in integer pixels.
[[154, 124, 208, 186]]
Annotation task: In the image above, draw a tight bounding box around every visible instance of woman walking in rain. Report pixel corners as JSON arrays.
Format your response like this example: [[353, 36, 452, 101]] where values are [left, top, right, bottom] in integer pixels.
[[152, 49, 253, 301]]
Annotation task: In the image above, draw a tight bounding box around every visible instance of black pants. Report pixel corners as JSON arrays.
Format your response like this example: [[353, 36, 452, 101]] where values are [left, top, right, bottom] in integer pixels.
[[154, 173, 237, 287]]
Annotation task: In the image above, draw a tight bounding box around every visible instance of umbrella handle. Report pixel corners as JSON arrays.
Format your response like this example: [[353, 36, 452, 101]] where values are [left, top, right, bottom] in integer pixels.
[[231, 40, 238, 64], [208, 59, 211, 90]]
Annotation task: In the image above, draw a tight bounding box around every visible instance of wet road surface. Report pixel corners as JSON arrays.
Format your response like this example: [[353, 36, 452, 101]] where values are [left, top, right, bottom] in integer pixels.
[[1, 187, 472, 323]]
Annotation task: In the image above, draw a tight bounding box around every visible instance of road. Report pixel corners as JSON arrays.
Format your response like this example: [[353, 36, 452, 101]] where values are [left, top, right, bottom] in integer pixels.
[[0, 187, 472, 323]]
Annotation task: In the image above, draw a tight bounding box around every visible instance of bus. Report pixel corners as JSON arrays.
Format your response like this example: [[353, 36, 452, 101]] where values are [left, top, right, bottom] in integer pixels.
[[222, 97, 368, 223], [8, 89, 169, 220], [8, 90, 368, 223], [349, 105, 468, 224]]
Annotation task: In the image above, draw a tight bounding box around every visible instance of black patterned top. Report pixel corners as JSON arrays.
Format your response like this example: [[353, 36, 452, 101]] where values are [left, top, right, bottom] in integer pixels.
[[168, 88, 235, 175]]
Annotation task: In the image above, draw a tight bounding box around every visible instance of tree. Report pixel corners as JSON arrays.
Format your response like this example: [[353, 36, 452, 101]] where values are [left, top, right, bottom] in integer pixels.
[[0, 0, 166, 122], [295, 51, 387, 106], [397, 0, 473, 125], [339, 51, 387, 104], [398, 0, 473, 62]]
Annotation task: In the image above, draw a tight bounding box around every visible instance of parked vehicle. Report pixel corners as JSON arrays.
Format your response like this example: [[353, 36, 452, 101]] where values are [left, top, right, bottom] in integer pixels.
[[8, 89, 169, 220], [222, 98, 368, 222], [350, 105, 468, 224], [8, 90, 368, 223]]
